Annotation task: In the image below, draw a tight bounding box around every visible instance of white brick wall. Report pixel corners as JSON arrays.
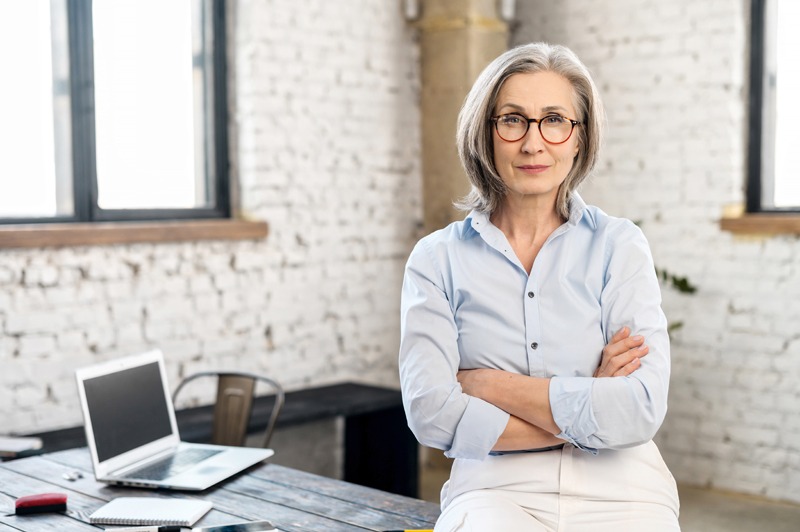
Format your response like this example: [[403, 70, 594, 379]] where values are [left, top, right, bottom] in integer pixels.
[[0, 0, 421, 435], [513, 0, 800, 504]]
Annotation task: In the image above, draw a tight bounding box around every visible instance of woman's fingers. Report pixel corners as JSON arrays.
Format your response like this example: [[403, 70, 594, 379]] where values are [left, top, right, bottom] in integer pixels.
[[602, 328, 643, 360], [594, 328, 649, 378], [612, 346, 648, 376], [609, 326, 631, 345], [596, 342, 649, 378], [613, 356, 640, 377]]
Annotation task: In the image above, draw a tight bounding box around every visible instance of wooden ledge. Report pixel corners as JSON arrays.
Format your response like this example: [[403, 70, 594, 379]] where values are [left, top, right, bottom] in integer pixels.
[[0, 218, 268, 249], [720, 213, 800, 236]]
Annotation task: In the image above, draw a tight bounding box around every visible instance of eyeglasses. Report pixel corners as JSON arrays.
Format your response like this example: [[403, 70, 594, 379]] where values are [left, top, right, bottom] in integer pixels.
[[490, 113, 582, 144]]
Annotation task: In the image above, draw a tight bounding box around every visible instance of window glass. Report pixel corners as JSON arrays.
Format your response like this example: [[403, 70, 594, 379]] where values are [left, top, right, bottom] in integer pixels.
[[92, 0, 210, 210], [770, 0, 800, 207], [0, 0, 72, 218]]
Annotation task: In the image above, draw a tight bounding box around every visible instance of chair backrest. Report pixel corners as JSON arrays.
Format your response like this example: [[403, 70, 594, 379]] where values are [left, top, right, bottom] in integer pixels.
[[172, 371, 284, 448]]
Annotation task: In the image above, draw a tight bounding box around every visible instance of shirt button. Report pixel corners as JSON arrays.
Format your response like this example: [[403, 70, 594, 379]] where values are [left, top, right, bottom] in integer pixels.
[[531, 342, 539, 350], [527, 291, 535, 298]]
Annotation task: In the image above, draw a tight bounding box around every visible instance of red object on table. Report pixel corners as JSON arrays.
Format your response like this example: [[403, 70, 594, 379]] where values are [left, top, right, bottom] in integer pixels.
[[14, 493, 68, 515]]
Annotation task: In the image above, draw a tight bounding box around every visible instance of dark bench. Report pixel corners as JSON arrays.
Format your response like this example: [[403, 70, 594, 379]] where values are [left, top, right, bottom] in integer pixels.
[[24, 382, 420, 498]]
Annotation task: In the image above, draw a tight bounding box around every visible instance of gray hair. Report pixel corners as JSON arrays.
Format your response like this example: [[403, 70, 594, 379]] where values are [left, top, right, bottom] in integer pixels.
[[455, 42, 605, 219]]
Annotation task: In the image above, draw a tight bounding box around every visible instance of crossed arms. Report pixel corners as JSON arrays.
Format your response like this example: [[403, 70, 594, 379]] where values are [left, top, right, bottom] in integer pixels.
[[457, 327, 649, 452]]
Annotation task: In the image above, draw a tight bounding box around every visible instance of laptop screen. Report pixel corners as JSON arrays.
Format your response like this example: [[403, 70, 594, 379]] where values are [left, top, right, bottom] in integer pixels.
[[83, 361, 173, 462]]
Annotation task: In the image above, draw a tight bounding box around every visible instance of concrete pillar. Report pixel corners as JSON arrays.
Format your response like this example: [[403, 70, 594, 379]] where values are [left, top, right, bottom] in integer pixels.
[[416, 0, 509, 233]]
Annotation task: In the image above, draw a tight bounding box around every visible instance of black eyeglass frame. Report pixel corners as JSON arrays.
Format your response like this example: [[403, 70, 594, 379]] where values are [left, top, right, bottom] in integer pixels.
[[490, 113, 583, 144]]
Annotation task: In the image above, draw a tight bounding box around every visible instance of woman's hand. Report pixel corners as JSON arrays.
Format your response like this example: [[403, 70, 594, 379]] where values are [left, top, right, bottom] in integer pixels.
[[456, 367, 487, 398], [594, 326, 649, 378]]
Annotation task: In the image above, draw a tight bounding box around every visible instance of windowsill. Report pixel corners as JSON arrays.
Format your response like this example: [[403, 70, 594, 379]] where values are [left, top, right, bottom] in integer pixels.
[[720, 213, 800, 235], [0, 218, 268, 249]]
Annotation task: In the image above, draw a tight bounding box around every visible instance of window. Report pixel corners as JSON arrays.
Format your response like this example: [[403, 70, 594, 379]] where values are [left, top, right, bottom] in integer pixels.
[[0, 0, 229, 225], [748, 0, 800, 212]]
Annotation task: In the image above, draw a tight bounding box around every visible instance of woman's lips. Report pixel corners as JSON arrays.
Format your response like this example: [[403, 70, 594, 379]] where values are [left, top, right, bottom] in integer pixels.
[[517, 164, 549, 174]]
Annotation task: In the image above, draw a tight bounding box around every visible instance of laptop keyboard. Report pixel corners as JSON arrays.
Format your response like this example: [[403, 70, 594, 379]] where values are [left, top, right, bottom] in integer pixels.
[[127, 448, 222, 480]]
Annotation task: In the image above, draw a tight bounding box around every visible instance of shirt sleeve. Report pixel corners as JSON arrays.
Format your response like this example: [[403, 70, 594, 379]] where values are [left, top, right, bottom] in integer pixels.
[[399, 238, 510, 460], [549, 221, 671, 451]]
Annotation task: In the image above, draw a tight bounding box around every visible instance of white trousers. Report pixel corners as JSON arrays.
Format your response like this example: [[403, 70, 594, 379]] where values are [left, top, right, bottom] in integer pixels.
[[435, 441, 680, 532]]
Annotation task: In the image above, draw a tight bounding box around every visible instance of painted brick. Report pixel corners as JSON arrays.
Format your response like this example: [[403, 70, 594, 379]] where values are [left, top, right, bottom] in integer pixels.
[[5, 311, 66, 335], [0, 265, 17, 285], [14, 384, 47, 408], [18, 334, 57, 358]]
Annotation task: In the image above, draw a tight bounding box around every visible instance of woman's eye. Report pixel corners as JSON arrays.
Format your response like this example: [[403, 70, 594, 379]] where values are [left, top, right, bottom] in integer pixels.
[[543, 115, 565, 124], [501, 115, 524, 125]]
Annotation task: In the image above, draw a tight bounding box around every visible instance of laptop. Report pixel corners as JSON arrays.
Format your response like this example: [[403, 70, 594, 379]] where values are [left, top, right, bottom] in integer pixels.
[[75, 349, 274, 490]]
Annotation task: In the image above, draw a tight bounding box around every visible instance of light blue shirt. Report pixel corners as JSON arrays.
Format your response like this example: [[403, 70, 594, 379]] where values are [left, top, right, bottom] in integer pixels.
[[399, 193, 670, 460]]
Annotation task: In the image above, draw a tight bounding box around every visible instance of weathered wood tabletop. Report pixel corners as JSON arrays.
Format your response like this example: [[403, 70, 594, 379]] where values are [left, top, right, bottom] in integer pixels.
[[0, 448, 439, 531]]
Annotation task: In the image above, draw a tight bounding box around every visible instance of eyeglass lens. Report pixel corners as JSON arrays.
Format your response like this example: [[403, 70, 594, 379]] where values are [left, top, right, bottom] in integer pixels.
[[495, 115, 574, 143]]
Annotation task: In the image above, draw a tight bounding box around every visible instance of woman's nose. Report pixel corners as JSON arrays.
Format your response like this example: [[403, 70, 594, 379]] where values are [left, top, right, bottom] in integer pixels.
[[520, 123, 545, 153]]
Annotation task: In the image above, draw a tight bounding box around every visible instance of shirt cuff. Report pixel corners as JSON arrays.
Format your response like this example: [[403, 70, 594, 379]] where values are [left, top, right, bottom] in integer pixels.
[[550, 376, 599, 455], [445, 396, 509, 460]]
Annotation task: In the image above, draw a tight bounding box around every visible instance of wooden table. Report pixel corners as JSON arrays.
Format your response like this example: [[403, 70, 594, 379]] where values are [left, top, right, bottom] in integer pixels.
[[0, 448, 440, 531]]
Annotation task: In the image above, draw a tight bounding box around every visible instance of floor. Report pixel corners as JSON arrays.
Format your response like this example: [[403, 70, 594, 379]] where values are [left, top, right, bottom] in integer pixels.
[[419, 452, 800, 531]]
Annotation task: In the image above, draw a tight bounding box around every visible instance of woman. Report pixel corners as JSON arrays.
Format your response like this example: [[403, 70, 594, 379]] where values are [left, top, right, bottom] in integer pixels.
[[399, 43, 680, 530]]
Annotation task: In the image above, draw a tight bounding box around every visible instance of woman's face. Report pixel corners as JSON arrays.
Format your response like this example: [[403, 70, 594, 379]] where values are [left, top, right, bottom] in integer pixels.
[[492, 71, 580, 207]]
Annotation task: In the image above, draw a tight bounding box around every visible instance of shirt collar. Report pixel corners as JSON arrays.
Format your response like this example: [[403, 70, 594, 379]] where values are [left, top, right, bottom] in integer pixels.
[[568, 192, 597, 230], [462, 210, 486, 238], [464, 192, 596, 237]]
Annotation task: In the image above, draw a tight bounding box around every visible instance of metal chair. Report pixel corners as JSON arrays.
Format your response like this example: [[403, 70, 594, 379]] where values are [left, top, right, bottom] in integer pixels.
[[171, 371, 284, 449]]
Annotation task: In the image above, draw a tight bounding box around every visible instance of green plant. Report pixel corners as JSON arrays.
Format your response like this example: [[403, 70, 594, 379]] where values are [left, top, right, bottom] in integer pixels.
[[656, 267, 698, 335], [632, 221, 698, 336]]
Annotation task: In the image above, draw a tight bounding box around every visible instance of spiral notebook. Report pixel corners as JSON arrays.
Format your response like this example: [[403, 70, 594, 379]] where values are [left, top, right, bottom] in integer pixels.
[[89, 497, 213, 526]]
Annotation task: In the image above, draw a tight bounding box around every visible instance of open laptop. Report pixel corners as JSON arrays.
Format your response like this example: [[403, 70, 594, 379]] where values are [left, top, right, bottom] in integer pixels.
[[75, 349, 273, 490]]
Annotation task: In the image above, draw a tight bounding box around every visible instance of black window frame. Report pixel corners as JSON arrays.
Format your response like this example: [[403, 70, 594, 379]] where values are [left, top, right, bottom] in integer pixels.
[[1, 0, 230, 226], [747, 0, 799, 214]]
